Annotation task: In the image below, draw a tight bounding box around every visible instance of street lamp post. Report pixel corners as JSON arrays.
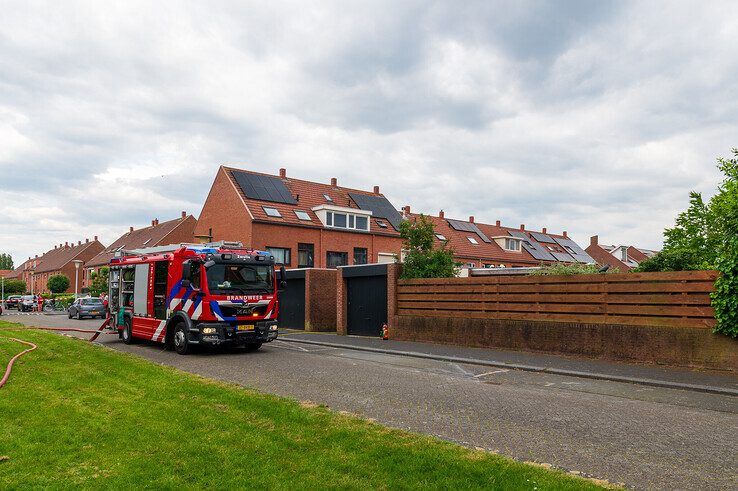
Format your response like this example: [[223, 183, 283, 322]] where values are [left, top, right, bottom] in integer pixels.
[[72, 260, 83, 299]]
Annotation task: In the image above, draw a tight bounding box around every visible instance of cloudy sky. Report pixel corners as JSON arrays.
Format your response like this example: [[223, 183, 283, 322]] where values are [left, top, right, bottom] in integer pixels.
[[1, 1, 737, 266]]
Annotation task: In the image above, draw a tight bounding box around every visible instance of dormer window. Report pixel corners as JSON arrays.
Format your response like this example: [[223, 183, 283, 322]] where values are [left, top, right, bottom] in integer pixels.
[[504, 238, 521, 251], [313, 204, 372, 231], [467, 237, 479, 245], [263, 206, 282, 218]]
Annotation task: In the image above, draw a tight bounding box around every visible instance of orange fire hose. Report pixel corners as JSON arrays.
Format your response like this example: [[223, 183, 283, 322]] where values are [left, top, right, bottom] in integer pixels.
[[0, 317, 117, 389]]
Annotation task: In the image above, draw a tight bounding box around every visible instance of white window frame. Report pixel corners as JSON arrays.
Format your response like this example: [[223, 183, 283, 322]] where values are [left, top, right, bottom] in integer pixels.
[[263, 206, 282, 218], [312, 204, 372, 231], [467, 237, 479, 245], [504, 238, 521, 251], [294, 210, 311, 221], [435, 233, 447, 241]]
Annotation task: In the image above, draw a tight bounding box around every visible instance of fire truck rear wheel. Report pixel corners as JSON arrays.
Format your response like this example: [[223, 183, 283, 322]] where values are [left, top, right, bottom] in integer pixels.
[[173, 323, 190, 355], [122, 318, 134, 345]]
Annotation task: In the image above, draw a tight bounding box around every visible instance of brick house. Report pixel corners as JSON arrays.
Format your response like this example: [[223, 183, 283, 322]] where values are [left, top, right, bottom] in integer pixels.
[[84, 212, 197, 285], [585, 235, 659, 271], [195, 166, 404, 268], [31, 238, 105, 294], [404, 209, 594, 270]]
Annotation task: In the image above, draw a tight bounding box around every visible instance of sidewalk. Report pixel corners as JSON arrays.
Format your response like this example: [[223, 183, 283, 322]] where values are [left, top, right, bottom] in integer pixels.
[[280, 330, 738, 396]]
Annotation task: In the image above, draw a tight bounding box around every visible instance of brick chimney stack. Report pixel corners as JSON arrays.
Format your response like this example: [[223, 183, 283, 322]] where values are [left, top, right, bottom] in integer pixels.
[[439, 210, 445, 219], [279, 168, 286, 178], [469, 216, 475, 223], [65, 241, 69, 247], [155, 218, 159, 226], [86, 238, 89, 243], [330, 177, 337, 187], [94, 235, 98, 241], [542, 227, 547, 234], [151, 219, 155, 226], [129, 226, 134, 233], [373, 185, 380, 194], [563, 231, 568, 238], [402, 205, 411, 216], [496, 220, 501, 227], [181, 211, 186, 218], [78, 240, 81, 245], [520, 224, 525, 231]]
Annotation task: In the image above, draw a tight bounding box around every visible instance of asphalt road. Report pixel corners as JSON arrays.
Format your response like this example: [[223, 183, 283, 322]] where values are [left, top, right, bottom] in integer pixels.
[[4, 313, 738, 490]]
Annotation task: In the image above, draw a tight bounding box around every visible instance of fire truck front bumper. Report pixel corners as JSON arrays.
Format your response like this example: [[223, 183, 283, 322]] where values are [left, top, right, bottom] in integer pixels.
[[190, 320, 279, 345]]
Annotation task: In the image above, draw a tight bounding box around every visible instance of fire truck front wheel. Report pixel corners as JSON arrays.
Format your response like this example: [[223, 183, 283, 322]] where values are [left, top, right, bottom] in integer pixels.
[[173, 323, 191, 355]]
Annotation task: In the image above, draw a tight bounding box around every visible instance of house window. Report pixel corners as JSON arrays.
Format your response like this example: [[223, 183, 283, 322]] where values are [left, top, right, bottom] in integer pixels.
[[504, 238, 521, 251], [354, 248, 368, 265], [263, 206, 282, 218], [435, 233, 447, 241], [326, 251, 348, 268], [323, 194, 333, 202], [266, 247, 291, 266], [348, 215, 355, 228], [298, 243, 314, 268], [333, 213, 347, 228], [467, 237, 479, 245], [355, 216, 368, 230], [327, 212, 333, 226], [294, 210, 311, 221]]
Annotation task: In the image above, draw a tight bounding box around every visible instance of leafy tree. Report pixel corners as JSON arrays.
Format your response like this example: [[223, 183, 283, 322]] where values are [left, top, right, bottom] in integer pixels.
[[0, 253, 13, 270], [89, 267, 109, 296], [47, 274, 70, 294], [399, 215, 458, 279], [2, 279, 27, 295], [633, 249, 706, 272]]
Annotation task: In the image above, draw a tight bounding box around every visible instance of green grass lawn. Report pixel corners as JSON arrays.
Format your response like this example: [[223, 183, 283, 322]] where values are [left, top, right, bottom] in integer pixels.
[[0, 321, 606, 489]]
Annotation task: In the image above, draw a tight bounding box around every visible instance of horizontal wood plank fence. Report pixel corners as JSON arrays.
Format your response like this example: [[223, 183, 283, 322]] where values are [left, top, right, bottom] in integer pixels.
[[396, 271, 718, 329]]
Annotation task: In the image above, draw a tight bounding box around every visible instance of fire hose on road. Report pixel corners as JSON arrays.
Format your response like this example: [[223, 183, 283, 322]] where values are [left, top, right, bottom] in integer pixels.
[[0, 317, 117, 389]]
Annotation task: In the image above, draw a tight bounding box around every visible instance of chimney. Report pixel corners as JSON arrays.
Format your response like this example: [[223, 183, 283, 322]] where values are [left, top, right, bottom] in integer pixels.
[[403, 205, 411, 215], [520, 224, 525, 231], [563, 231, 568, 238], [373, 185, 380, 194], [495, 220, 501, 227], [78, 240, 81, 246], [65, 241, 69, 247], [279, 168, 286, 178], [151, 220, 155, 226], [181, 211, 186, 218], [542, 227, 547, 234], [469, 216, 475, 223], [439, 210, 445, 219], [590, 235, 598, 246], [129, 226, 134, 233], [54, 245, 57, 250], [85, 238, 89, 243], [94, 235, 98, 241], [330, 177, 337, 187], [154, 218, 159, 226]]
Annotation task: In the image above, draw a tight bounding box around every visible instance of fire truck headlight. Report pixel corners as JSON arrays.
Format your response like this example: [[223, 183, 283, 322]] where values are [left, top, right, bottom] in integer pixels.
[[202, 327, 217, 335], [270, 324, 278, 331]]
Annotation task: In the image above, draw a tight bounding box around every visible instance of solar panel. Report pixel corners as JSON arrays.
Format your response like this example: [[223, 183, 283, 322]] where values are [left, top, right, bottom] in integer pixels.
[[550, 251, 575, 262], [348, 193, 403, 230], [530, 232, 556, 243], [553, 237, 595, 263], [231, 171, 297, 205], [507, 230, 556, 261], [446, 219, 492, 243]]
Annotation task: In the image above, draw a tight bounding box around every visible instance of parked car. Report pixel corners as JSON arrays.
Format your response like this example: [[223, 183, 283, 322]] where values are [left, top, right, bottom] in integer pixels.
[[19, 295, 38, 312], [5, 295, 22, 309], [68, 297, 105, 319]]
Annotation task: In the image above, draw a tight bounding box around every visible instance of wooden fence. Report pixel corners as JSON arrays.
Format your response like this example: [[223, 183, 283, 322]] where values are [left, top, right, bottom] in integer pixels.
[[396, 270, 718, 329]]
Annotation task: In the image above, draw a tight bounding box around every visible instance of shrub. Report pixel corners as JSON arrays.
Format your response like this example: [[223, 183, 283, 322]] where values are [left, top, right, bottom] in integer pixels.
[[529, 263, 618, 276], [632, 249, 709, 272], [2, 279, 27, 295], [399, 215, 458, 279], [88, 267, 109, 297], [47, 274, 70, 294]]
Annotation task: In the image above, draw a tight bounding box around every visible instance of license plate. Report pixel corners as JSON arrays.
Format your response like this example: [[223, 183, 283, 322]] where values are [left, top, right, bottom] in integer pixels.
[[90, 311, 99, 314], [237, 324, 255, 331]]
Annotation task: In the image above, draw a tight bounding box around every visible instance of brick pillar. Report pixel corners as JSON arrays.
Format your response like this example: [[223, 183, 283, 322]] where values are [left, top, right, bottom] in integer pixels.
[[336, 267, 347, 335], [386, 263, 401, 339], [305, 269, 338, 332]]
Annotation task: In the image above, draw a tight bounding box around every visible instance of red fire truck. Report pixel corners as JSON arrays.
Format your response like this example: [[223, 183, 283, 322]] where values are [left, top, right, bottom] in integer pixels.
[[108, 242, 284, 354]]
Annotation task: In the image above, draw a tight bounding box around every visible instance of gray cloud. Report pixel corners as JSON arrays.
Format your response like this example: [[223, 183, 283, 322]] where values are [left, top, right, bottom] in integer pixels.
[[1, 0, 737, 266]]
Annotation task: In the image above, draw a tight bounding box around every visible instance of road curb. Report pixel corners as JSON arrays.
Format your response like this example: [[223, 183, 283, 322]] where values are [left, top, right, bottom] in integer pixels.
[[280, 337, 738, 397]]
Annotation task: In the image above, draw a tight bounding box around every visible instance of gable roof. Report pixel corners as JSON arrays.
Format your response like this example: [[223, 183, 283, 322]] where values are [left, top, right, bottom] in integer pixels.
[[222, 166, 402, 236], [34, 240, 103, 273], [87, 214, 197, 268], [584, 237, 659, 271], [408, 213, 593, 266]]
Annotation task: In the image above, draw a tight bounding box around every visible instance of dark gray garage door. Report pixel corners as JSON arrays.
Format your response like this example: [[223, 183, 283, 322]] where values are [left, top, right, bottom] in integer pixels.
[[278, 271, 305, 330], [345, 264, 388, 337]]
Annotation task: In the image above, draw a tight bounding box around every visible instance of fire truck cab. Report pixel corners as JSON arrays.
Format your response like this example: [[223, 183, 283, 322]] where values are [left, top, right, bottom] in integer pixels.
[[108, 242, 283, 354]]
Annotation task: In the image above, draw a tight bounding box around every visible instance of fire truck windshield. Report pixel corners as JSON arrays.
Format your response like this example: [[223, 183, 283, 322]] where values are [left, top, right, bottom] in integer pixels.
[[206, 263, 273, 294]]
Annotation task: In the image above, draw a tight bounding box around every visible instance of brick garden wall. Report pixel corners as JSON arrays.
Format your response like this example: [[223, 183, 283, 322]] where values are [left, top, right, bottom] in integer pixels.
[[305, 269, 337, 331]]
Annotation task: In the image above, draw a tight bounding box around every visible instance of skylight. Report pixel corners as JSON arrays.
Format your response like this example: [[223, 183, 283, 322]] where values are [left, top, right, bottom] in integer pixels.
[[435, 233, 447, 241], [323, 194, 333, 202], [467, 237, 479, 245], [376, 220, 388, 228], [294, 210, 311, 221], [263, 206, 282, 218]]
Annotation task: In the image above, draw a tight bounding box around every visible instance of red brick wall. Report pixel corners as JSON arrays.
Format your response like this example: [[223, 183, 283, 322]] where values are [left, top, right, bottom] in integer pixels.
[[304, 269, 338, 331], [195, 166, 253, 245], [160, 215, 198, 245], [336, 268, 347, 335], [251, 222, 401, 269]]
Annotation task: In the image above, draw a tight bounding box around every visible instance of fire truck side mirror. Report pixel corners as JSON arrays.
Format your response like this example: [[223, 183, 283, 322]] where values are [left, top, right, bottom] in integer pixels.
[[279, 266, 287, 291], [181, 261, 192, 288]]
